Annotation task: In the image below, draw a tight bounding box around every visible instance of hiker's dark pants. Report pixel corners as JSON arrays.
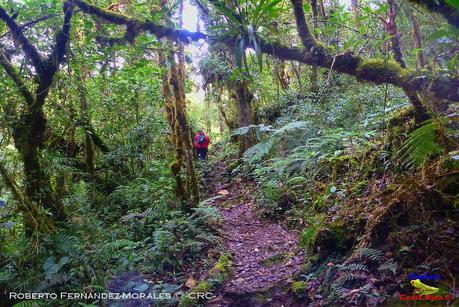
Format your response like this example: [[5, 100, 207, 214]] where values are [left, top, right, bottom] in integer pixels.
[[197, 148, 208, 160]]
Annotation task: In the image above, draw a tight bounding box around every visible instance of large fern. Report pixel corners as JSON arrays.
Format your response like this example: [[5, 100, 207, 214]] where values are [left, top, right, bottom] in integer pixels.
[[98, 239, 136, 262], [398, 119, 444, 168], [34, 273, 73, 292], [235, 121, 310, 163]]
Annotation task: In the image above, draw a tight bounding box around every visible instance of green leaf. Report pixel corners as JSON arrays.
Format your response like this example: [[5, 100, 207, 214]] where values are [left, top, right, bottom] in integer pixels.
[[234, 36, 245, 69], [212, 1, 242, 25], [303, 2, 311, 13], [253, 37, 263, 72], [243, 139, 275, 163], [446, 0, 459, 10]]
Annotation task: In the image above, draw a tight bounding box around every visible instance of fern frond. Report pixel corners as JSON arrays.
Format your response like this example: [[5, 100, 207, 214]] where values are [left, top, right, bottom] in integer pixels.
[[398, 119, 443, 168], [243, 139, 274, 163], [98, 239, 135, 262], [35, 273, 72, 292], [354, 247, 384, 263], [337, 263, 368, 272], [378, 259, 398, 275], [13, 301, 42, 307]]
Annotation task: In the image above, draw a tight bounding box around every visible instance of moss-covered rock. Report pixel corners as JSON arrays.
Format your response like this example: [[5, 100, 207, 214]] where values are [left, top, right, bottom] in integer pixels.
[[291, 281, 307, 297], [312, 219, 355, 257], [210, 253, 232, 280], [178, 253, 232, 307], [178, 281, 210, 307]]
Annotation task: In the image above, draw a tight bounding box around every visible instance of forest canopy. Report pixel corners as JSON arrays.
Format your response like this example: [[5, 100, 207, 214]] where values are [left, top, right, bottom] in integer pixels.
[[0, 0, 458, 306]]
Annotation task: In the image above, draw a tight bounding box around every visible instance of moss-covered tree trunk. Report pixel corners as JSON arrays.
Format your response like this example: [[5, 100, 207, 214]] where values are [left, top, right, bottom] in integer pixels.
[[12, 112, 61, 236], [168, 50, 200, 207], [0, 3, 74, 237], [310, 0, 320, 93], [158, 49, 186, 205], [235, 78, 253, 153], [74, 69, 95, 176], [228, 53, 253, 153]]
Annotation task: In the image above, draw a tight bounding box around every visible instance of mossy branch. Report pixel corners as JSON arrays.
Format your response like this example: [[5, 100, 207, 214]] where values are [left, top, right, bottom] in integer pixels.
[[65, 0, 459, 102], [0, 160, 28, 209], [408, 0, 459, 28], [0, 13, 58, 40], [47, 2, 74, 68], [256, 39, 459, 102], [290, 0, 317, 49], [0, 49, 35, 105], [36, 2, 75, 106], [68, 0, 206, 43], [0, 6, 44, 74]]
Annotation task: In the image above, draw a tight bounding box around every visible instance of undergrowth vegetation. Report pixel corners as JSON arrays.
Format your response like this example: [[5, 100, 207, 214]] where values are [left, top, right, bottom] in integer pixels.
[[225, 75, 459, 305], [1, 163, 222, 305]]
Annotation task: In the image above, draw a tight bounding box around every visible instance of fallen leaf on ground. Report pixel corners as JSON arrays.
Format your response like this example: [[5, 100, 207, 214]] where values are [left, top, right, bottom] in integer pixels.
[[218, 189, 229, 195], [185, 276, 196, 288]]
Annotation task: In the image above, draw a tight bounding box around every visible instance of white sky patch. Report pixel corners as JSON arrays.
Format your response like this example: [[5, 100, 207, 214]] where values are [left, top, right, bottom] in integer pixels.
[[182, 0, 207, 103], [340, 0, 352, 8], [182, 0, 200, 32]]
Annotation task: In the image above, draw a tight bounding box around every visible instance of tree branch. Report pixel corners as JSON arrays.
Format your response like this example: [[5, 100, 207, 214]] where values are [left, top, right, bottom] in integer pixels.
[[256, 38, 459, 102], [0, 48, 35, 105], [0, 14, 59, 40], [70, 0, 459, 103], [0, 160, 28, 209], [0, 6, 44, 73], [68, 0, 206, 43], [408, 0, 459, 28], [36, 2, 75, 106], [47, 2, 74, 67], [290, 0, 317, 49]]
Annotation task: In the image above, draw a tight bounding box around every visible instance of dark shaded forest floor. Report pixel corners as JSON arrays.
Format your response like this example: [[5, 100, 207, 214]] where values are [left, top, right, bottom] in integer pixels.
[[203, 162, 304, 306]]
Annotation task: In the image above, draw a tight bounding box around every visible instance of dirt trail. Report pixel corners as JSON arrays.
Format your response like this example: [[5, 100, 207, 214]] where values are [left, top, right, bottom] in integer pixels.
[[204, 165, 304, 306]]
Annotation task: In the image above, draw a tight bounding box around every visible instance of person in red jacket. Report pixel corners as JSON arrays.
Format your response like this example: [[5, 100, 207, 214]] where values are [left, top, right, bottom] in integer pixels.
[[194, 130, 210, 160]]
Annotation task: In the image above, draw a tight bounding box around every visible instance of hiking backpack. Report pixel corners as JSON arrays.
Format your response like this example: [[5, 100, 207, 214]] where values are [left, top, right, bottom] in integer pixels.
[[198, 134, 205, 144]]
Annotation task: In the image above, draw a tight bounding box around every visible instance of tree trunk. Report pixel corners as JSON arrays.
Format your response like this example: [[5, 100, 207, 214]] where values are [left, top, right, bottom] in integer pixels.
[[386, 0, 429, 123], [12, 116, 60, 235], [168, 50, 199, 207], [405, 7, 426, 68], [235, 79, 253, 153], [310, 0, 319, 92], [159, 49, 186, 205], [274, 59, 290, 90], [228, 52, 253, 153], [75, 68, 96, 176]]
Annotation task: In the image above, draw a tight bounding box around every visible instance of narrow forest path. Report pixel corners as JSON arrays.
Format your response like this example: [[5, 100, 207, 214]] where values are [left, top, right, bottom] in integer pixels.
[[203, 162, 305, 306]]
